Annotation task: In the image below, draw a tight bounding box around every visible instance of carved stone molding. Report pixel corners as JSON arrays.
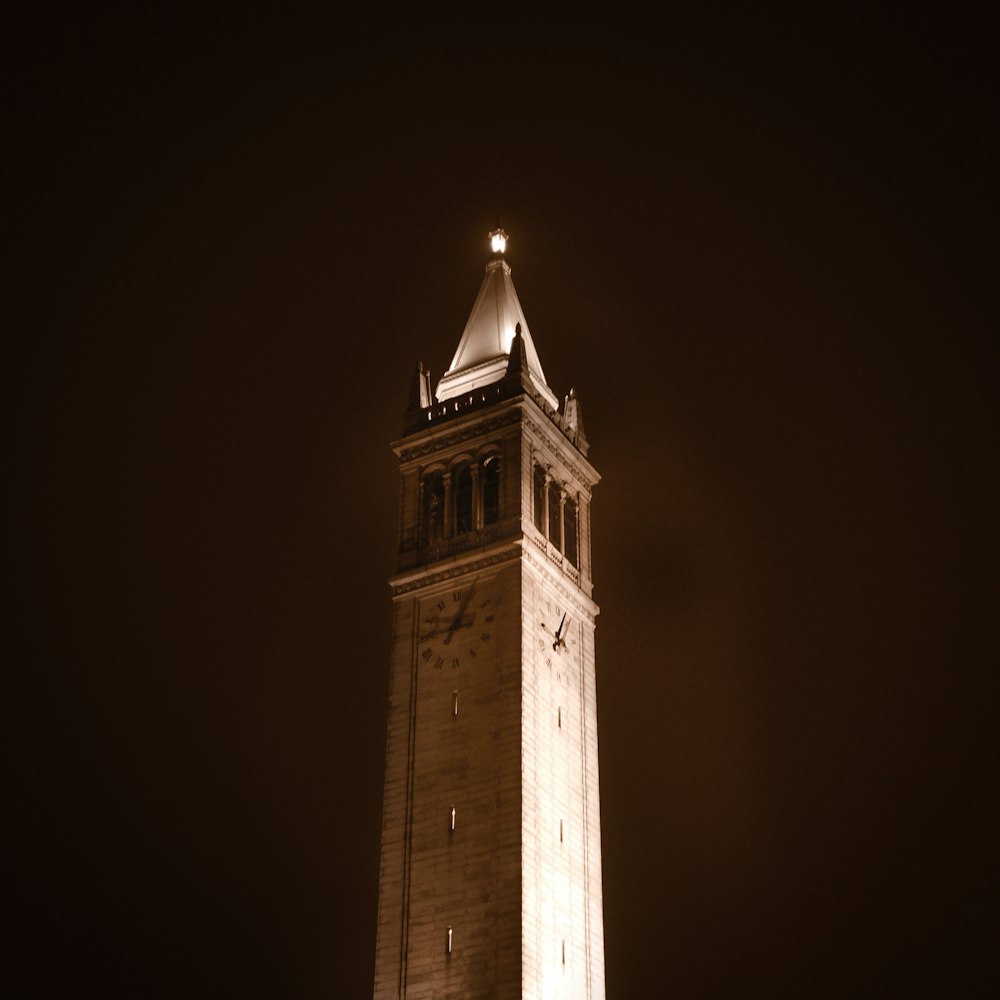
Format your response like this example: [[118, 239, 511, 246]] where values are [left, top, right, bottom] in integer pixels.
[[523, 413, 599, 493], [394, 409, 522, 463], [521, 545, 599, 623], [389, 546, 521, 597]]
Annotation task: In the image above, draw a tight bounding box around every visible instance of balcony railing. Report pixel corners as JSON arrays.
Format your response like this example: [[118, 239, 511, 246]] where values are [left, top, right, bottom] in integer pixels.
[[419, 524, 501, 564]]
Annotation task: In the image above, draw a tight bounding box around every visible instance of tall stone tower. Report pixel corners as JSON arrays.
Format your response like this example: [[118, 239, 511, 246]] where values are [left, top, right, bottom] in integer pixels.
[[373, 229, 605, 999]]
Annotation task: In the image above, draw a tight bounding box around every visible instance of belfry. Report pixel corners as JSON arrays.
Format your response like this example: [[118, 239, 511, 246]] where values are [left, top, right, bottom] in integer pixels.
[[373, 229, 605, 999]]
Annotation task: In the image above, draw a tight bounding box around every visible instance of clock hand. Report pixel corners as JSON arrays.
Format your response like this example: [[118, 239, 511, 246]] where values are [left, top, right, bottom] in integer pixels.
[[443, 581, 478, 645], [420, 616, 474, 643], [457, 580, 478, 618], [420, 625, 449, 642], [442, 613, 476, 644], [553, 612, 567, 650]]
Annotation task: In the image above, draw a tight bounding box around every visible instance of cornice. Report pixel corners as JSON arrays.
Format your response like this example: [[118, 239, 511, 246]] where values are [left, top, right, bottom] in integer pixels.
[[522, 408, 600, 493], [392, 396, 600, 492], [521, 544, 600, 623], [389, 544, 521, 597], [390, 535, 600, 623], [392, 407, 522, 464]]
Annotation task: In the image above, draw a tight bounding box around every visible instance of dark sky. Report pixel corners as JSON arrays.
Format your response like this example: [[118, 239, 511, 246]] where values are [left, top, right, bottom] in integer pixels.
[[12, 7, 996, 998]]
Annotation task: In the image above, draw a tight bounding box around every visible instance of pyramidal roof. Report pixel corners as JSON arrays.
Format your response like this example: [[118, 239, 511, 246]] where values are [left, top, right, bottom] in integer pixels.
[[435, 231, 559, 410]]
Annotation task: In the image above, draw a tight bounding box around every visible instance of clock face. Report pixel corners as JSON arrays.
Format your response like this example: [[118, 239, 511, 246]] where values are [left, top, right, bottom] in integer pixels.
[[535, 591, 580, 686], [418, 577, 498, 670]]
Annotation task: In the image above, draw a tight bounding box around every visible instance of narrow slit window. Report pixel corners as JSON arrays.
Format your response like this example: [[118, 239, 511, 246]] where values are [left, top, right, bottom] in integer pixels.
[[452, 691, 458, 717], [450, 805, 456, 831], [454, 465, 473, 535], [562, 939, 566, 964], [558, 706, 562, 728], [560, 819, 564, 843], [564, 496, 578, 567], [532, 464, 546, 532], [447, 926, 453, 954], [548, 480, 562, 547], [482, 454, 500, 526], [423, 474, 445, 544]]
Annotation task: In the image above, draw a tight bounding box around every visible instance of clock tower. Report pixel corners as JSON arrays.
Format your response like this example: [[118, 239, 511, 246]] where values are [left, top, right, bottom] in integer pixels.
[[373, 230, 605, 999]]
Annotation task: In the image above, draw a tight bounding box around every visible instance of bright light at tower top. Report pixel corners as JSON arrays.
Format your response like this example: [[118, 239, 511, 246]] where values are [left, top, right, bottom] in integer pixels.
[[489, 228, 508, 254]]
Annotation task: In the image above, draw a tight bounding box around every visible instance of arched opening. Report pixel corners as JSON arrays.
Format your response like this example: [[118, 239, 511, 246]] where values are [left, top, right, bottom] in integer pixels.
[[454, 465, 473, 535], [423, 474, 445, 544], [482, 454, 500, 526], [564, 496, 578, 567], [548, 480, 562, 549], [533, 464, 546, 532]]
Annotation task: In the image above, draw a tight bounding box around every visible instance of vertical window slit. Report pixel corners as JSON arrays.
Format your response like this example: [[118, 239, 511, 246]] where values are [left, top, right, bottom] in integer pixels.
[[454, 465, 473, 535], [424, 474, 445, 545], [450, 805, 456, 832], [532, 464, 546, 532], [564, 496, 578, 567], [482, 454, 500, 526], [560, 819, 564, 843], [452, 690, 458, 717], [548, 480, 562, 548], [447, 926, 453, 954]]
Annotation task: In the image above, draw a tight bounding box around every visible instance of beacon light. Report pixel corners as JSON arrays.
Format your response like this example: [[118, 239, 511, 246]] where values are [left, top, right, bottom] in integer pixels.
[[490, 228, 507, 254]]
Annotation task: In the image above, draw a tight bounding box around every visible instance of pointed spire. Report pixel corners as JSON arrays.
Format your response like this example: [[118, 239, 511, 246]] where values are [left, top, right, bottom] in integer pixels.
[[563, 386, 589, 455], [404, 360, 433, 430], [407, 359, 432, 410], [435, 228, 558, 410], [564, 386, 582, 432], [506, 322, 527, 378]]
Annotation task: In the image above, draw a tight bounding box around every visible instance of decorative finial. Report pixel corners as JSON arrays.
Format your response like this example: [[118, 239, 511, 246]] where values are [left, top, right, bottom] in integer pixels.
[[489, 227, 508, 255], [506, 321, 527, 377]]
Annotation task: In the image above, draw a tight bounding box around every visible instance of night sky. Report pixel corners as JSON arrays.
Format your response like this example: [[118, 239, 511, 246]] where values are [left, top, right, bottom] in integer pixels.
[[13, 7, 996, 998]]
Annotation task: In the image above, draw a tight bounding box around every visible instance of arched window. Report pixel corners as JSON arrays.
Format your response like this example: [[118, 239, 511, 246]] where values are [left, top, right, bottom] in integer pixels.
[[423, 474, 445, 543], [532, 464, 546, 532], [454, 465, 473, 535], [482, 454, 500, 526], [548, 481, 562, 549], [564, 496, 578, 567]]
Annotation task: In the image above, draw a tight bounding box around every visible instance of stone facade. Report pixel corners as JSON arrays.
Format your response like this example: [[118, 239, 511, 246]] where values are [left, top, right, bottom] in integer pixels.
[[373, 239, 604, 999]]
